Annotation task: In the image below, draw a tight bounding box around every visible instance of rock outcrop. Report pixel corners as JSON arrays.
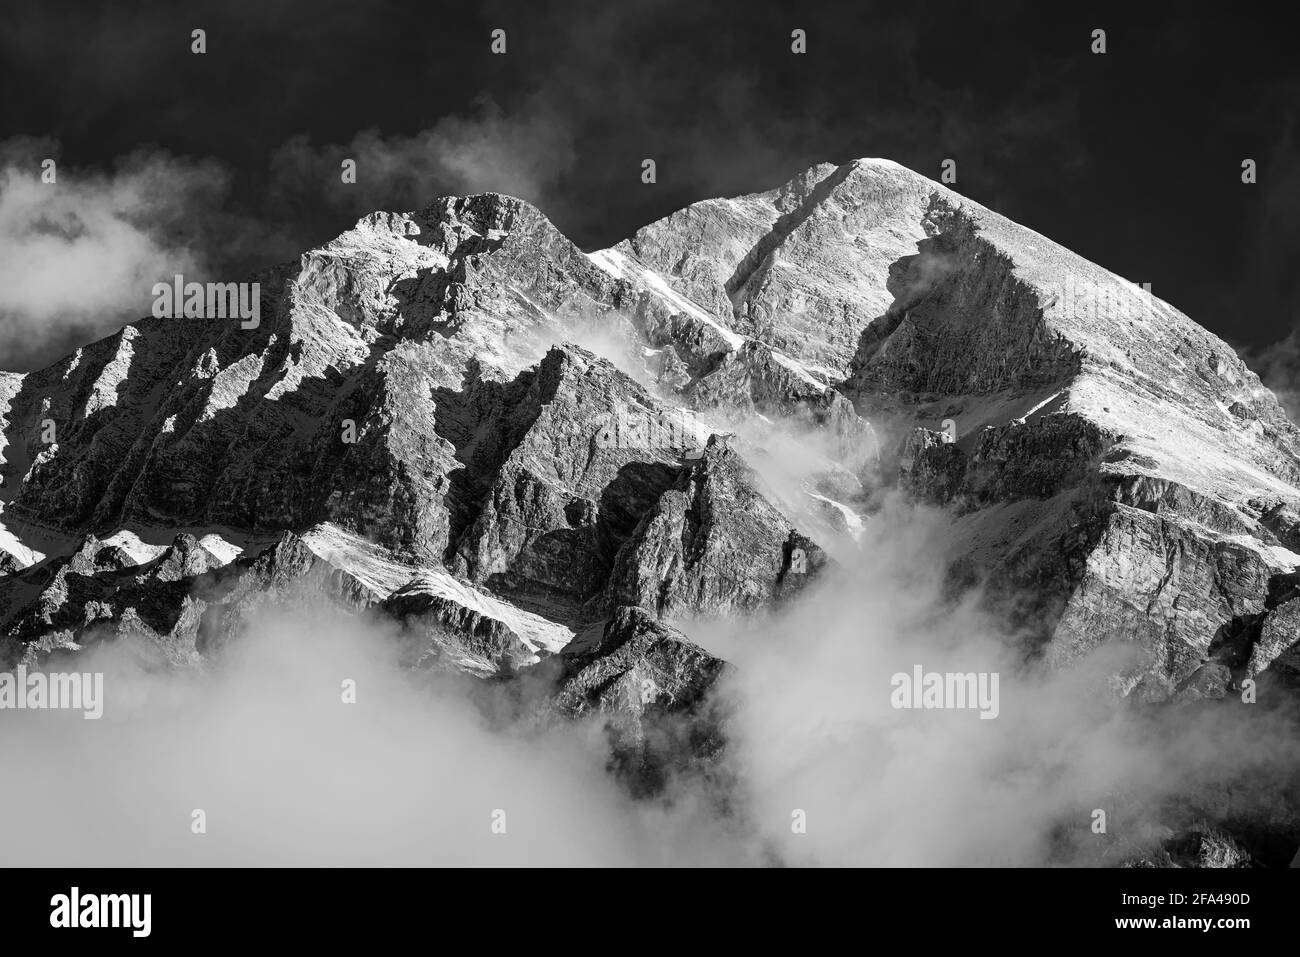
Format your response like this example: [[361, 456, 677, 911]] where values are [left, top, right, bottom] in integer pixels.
[[553, 606, 728, 793], [4, 157, 1300, 863]]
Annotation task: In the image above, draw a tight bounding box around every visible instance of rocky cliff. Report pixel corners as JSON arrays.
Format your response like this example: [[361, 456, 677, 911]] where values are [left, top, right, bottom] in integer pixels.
[[3, 158, 1299, 864]]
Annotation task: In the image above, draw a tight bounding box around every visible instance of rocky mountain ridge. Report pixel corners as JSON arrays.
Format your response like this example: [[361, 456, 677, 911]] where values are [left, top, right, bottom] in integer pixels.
[[4, 158, 1300, 863]]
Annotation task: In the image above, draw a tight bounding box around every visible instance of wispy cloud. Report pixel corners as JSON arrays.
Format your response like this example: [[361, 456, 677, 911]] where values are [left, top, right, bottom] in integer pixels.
[[0, 138, 231, 369], [269, 95, 575, 216]]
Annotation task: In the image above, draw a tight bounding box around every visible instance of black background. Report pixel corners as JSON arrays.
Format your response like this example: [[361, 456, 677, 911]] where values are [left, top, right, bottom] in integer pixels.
[[6, 865, 1285, 943], [1, 0, 1296, 364]]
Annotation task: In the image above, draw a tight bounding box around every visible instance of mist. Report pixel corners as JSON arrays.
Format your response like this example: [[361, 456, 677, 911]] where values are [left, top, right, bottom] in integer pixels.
[[3, 479, 1296, 867], [0, 138, 229, 369], [683, 496, 1300, 866], [0, 605, 738, 867]]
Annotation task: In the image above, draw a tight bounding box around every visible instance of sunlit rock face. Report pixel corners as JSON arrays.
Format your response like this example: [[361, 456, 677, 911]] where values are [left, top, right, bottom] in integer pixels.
[[5, 159, 1300, 864]]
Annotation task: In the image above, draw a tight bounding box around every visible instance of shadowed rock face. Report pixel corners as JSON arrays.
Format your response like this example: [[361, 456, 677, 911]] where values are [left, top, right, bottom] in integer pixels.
[[590, 159, 1300, 704], [553, 606, 729, 795], [604, 435, 827, 617], [0, 337, 820, 673], [4, 158, 1300, 863], [0, 531, 375, 667]]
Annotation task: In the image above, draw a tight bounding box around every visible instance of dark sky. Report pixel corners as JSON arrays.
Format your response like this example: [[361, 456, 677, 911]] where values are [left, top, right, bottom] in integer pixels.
[[2, 0, 1297, 370]]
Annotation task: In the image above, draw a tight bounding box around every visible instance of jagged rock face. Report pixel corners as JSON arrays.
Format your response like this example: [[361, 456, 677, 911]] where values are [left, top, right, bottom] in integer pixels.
[[0, 192, 846, 569], [605, 436, 827, 617], [553, 606, 728, 792], [1124, 826, 1257, 868], [190, 533, 377, 656], [847, 205, 1082, 398], [4, 156, 1300, 864], [0, 295, 827, 672], [609, 160, 923, 378], [751, 165, 1300, 696], [3, 158, 1298, 696], [0, 533, 218, 663], [592, 158, 1300, 697], [900, 428, 966, 505], [556, 606, 727, 718], [1176, 570, 1300, 698], [0, 196, 630, 564], [0, 197, 827, 746], [0, 531, 374, 666], [382, 578, 539, 676], [442, 346, 688, 603]]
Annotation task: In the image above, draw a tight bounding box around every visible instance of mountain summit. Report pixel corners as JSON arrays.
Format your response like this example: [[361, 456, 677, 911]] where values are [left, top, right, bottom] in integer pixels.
[[3, 159, 1300, 860]]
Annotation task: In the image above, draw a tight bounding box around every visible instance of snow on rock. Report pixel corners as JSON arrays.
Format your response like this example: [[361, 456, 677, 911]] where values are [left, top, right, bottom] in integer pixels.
[[302, 522, 573, 658], [587, 247, 745, 350]]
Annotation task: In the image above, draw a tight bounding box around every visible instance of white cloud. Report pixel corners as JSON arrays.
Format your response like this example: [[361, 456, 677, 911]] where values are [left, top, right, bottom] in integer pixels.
[[0, 138, 231, 369], [268, 95, 576, 217]]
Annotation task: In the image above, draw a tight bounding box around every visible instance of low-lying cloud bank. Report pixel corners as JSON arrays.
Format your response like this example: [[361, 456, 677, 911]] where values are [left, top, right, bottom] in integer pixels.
[[3, 495, 1297, 867], [693, 500, 1300, 866], [0, 606, 734, 866]]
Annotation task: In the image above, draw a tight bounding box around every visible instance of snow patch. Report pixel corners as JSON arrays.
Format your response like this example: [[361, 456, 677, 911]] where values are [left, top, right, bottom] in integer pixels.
[[0, 511, 43, 566], [770, 350, 829, 390], [98, 531, 167, 565], [397, 574, 574, 656], [806, 491, 865, 539], [300, 523, 573, 657], [197, 534, 243, 565], [587, 248, 744, 349]]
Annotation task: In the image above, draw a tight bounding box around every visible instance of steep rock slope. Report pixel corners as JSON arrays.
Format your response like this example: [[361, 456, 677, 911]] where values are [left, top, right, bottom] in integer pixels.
[[0, 194, 841, 569], [0, 188, 835, 771], [3, 158, 1300, 864], [600, 157, 1300, 698]]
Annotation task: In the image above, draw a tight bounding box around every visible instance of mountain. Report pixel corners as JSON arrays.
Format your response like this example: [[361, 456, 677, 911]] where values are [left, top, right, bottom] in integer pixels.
[[610, 159, 1300, 699], [3, 158, 1299, 863]]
